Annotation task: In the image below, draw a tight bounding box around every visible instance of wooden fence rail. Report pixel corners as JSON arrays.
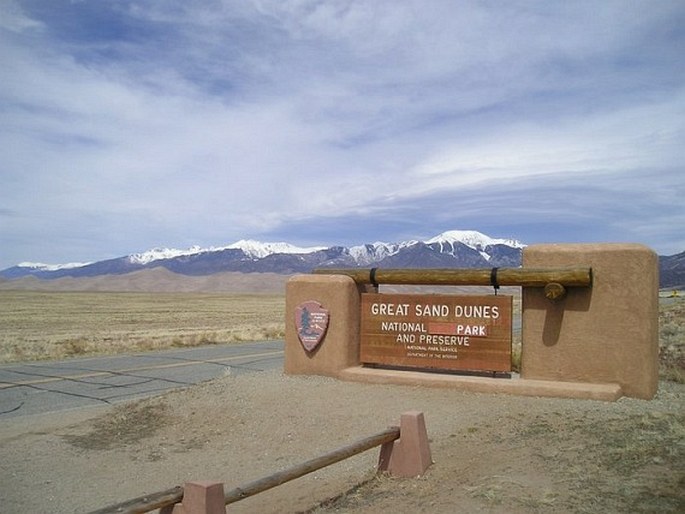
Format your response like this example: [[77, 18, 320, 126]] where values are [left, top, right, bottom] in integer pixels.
[[89, 487, 183, 514], [222, 427, 400, 505], [90, 412, 430, 514]]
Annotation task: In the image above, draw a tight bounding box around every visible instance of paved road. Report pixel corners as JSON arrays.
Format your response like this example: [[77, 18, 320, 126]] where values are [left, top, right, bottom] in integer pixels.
[[0, 340, 284, 419]]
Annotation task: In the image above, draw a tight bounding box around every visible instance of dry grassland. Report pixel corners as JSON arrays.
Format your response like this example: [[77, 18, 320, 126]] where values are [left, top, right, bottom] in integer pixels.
[[659, 296, 685, 383], [0, 291, 284, 363], [0, 291, 682, 384]]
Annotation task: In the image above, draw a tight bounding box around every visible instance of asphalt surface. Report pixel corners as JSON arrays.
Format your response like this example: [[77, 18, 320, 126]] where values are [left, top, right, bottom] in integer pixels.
[[0, 340, 284, 419]]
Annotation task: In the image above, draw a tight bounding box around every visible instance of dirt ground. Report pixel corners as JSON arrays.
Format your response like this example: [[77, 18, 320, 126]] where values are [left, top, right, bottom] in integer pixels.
[[1, 371, 683, 514]]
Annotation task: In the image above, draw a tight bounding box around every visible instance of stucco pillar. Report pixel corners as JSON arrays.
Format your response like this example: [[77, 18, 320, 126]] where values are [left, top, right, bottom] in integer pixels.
[[521, 244, 659, 399], [285, 274, 366, 377]]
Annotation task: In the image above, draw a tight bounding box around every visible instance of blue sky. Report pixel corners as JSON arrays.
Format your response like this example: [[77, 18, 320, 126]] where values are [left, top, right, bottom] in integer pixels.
[[1, 0, 684, 269]]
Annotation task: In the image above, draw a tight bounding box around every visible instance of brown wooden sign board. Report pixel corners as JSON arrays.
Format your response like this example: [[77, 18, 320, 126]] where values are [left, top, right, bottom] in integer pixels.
[[361, 293, 512, 373]]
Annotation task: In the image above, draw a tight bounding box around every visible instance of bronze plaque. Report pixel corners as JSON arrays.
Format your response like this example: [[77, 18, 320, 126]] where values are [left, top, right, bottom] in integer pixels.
[[361, 293, 512, 373], [295, 300, 329, 352]]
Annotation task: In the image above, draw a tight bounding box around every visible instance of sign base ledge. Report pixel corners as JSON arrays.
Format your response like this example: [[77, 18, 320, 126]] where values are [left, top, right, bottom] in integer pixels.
[[338, 366, 623, 402]]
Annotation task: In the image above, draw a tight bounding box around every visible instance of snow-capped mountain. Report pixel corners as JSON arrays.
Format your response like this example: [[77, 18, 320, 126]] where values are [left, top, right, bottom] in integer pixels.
[[14, 261, 93, 272], [129, 246, 207, 265], [3, 231, 681, 288], [426, 230, 525, 260], [128, 241, 328, 265], [426, 230, 525, 251], [227, 240, 327, 259], [0, 230, 526, 280], [348, 240, 417, 266]]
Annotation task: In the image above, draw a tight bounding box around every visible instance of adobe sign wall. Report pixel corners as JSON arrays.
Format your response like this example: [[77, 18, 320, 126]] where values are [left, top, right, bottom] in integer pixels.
[[284, 243, 659, 401]]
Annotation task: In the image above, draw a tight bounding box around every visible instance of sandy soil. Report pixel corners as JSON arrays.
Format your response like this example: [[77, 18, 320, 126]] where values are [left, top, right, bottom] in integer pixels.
[[1, 371, 683, 514]]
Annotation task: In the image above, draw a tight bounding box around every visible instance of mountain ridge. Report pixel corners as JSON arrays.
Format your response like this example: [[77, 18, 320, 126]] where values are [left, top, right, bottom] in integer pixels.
[[2, 230, 524, 279], [2, 230, 683, 289]]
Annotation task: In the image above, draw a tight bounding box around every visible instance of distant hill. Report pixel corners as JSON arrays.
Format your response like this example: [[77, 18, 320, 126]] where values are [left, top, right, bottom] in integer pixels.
[[0, 268, 289, 294], [659, 251, 685, 289]]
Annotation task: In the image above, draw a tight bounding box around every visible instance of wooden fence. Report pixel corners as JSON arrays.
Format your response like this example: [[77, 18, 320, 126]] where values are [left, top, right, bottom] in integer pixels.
[[90, 411, 431, 514]]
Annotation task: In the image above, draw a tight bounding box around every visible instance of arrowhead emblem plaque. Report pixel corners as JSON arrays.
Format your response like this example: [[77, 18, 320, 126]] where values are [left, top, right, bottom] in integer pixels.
[[295, 300, 329, 352]]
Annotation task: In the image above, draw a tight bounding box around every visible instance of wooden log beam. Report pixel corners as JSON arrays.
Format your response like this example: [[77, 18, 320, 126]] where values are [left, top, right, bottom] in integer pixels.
[[223, 427, 401, 505], [544, 282, 567, 301], [312, 267, 592, 288]]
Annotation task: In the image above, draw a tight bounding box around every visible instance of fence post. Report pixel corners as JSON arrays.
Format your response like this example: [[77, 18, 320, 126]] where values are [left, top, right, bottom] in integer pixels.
[[378, 411, 432, 477], [159, 481, 225, 514]]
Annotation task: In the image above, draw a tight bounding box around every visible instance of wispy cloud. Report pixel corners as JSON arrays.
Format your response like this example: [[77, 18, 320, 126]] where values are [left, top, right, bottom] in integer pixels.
[[1, 0, 684, 267]]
